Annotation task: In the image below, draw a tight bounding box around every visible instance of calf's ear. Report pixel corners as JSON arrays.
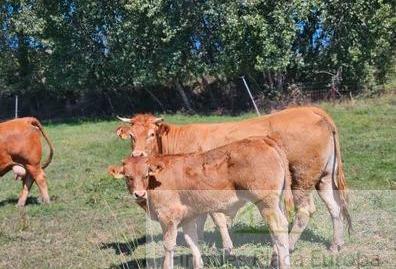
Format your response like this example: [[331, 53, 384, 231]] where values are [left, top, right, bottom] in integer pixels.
[[108, 165, 125, 179]]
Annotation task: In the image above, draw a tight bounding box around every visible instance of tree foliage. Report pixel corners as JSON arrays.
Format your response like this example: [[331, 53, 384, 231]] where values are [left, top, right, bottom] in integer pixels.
[[0, 0, 395, 115]]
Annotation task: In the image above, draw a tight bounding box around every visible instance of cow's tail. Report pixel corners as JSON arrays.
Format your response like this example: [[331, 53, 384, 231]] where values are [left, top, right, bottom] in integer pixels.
[[31, 118, 54, 169], [282, 158, 294, 221], [332, 129, 352, 234]]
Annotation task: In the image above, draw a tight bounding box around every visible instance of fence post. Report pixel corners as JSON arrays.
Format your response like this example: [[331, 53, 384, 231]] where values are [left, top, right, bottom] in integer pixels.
[[15, 95, 18, 118], [241, 76, 261, 116]]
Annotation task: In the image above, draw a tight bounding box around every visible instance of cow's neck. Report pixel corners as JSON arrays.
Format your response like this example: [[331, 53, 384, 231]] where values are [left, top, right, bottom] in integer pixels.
[[159, 124, 200, 155]]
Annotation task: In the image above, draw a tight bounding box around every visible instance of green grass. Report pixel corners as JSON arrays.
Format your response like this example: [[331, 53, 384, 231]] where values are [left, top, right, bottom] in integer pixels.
[[0, 94, 395, 268]]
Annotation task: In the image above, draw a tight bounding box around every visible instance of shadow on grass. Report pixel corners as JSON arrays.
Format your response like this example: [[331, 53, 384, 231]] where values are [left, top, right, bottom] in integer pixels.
[[109, 253, 271, 269], [100, 236, 147, 255], [103, 223, 328, 268], [0, 196, 40, 207]]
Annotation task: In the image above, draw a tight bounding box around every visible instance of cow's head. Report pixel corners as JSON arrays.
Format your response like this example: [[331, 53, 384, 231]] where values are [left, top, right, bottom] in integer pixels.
[[117, 114, 169, 157], [108, 157, 163, 201]]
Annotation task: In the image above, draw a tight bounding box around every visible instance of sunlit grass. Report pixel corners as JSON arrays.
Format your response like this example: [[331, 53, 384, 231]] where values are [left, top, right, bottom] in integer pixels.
[[0, 94, 394, 268]]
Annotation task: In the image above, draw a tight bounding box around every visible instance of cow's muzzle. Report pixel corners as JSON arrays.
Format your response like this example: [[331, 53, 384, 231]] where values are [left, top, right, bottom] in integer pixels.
[[133, 191, 147, 200]]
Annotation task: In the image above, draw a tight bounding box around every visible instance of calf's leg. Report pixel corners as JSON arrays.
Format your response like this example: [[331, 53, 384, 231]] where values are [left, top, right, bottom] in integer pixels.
[[162, 222, 178, 269], [17, 175, 34, 207], [182, 220, 203, 269], [210, 212, 233, 253], [258, 201, 290, 269]]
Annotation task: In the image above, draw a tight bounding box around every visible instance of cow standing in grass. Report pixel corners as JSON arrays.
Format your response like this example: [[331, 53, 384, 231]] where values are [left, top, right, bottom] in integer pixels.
[[0, 117, 54, 206], [109, 137, 293, 269], [116, 106, 351, 253]]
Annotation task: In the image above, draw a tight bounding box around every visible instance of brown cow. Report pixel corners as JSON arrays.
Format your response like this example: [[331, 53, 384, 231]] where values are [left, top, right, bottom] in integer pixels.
[[0, 117, 54, 206], [109, 137, 293, 269], [116, 106, 351, 253]]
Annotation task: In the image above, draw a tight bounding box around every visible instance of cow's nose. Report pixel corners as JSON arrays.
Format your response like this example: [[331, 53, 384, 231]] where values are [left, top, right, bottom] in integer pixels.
[[133, 191, 147, 199], [132, 151, 147, 157]]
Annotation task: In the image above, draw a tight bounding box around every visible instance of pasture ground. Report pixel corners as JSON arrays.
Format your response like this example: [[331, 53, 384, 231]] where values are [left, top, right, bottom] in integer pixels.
[[0, 94, 395, 268]]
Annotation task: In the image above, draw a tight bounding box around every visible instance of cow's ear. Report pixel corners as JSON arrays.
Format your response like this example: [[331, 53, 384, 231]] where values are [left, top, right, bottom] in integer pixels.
[[157, 123, 170, 136], [108, 165, 124, 179], [148, 161, 165, 176], [116, 125, 132, 140]]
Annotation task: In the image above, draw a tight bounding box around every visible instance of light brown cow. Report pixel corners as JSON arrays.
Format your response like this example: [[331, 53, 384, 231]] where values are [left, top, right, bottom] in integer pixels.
[[0, 117, 54, 206], [109, 137, 294, 269], [117, 106, 352, 252]]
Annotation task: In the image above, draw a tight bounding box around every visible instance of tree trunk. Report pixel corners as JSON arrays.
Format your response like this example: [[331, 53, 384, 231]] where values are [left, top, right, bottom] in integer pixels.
[[144, 88, 165, 112], [267, 71, 274, 89], [175, 80, 195, 113], [202, 76, 216, 109]]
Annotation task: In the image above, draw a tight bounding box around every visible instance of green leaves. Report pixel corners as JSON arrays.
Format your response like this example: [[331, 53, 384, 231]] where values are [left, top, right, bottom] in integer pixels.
[[0, 0, 394, 99]]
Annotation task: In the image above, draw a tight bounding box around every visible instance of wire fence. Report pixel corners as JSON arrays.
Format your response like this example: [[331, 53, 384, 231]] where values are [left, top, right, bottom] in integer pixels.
[[0, 80, 375, 121]]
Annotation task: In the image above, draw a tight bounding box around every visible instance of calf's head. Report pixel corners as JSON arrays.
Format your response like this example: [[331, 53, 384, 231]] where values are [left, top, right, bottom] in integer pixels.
[[117, 114, 169, 157], [108, 157, 163, 200]]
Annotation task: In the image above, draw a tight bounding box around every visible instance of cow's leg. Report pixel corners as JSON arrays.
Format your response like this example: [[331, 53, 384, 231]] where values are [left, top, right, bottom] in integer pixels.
[[210, 212, 233, 253], [258, 199, 290, 269], [17, 175, 34, 207], [182, 220, 203, 269], [316, 175, 344, 252], [0, 153, 13, 177], [162, 222, 178, 269], [26, 165, 50, 204], [196, 214, 207, 241], [288, 190, 316, 252]]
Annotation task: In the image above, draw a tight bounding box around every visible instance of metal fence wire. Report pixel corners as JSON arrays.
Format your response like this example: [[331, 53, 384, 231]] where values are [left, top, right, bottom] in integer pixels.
[[0, 81, 368, 121]]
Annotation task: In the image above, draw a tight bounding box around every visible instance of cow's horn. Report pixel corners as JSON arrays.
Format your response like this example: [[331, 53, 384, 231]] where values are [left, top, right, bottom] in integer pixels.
[[117, 116, 132, 123], [154, 117, 164, 124]]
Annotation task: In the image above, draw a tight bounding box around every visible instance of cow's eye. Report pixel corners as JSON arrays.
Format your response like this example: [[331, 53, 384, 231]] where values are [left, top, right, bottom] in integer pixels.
[[148, 132, 155, 138]]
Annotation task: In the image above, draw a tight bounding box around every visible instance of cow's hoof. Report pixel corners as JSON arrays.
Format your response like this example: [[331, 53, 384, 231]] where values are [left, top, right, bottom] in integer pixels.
[[223, 247, 233, 256], [16, 203, 25, 208], [269, 251, 279, 268], [39, 197, 51, 205]]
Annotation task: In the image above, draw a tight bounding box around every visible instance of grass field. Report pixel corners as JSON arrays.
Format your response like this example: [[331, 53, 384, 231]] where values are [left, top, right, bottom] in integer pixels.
[[0, 94, 395, 268]]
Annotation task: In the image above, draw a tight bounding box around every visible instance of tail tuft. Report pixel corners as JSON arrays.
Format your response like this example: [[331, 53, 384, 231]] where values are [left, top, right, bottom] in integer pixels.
[[333, 131, 352, 235]]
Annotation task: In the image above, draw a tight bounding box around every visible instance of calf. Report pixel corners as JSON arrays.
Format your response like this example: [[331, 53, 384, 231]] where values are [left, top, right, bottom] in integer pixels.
[[0, 117, 54, 206], [109, 137, 293, 269]]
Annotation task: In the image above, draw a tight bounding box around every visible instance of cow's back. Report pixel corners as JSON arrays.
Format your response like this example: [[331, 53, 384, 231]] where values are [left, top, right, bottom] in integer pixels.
[[164, 106, 334, 164], [152, 137, 287, 217], [0, 117, 42, 163]]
